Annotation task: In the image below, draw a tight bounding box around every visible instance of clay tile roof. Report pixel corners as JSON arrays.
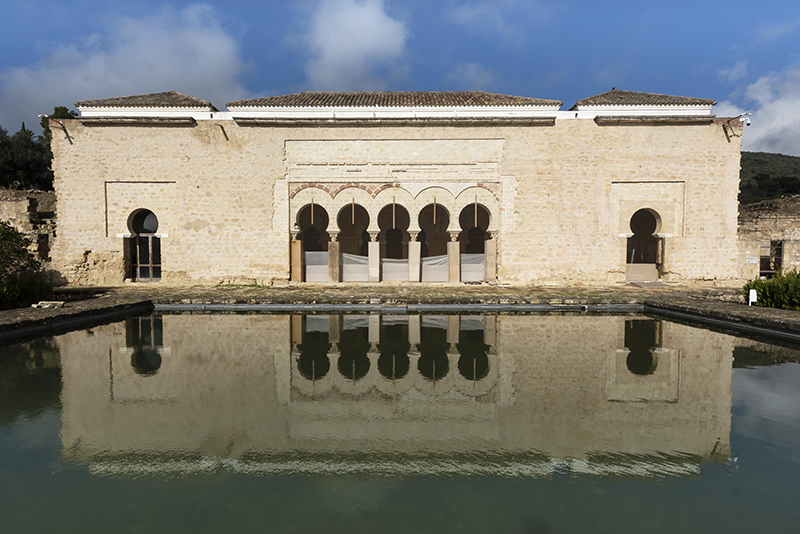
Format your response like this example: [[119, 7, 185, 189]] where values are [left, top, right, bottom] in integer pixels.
[[569, 89, 715, 110], [76, 91, 218, 111], [227, 91, 562, 108]]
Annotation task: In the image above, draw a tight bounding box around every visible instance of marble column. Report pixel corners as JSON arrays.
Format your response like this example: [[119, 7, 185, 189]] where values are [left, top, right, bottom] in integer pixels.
[[328, 231, 340, 283], [329, 314, 341, 344], [368, 313, 381, 344], [408, 231, 421, 282], [447, 315, 460, 346], [485, 230, 497, 282], [408, 314, 421, 346], [448, 231, 461, 283], [368, 230, 381, 282]]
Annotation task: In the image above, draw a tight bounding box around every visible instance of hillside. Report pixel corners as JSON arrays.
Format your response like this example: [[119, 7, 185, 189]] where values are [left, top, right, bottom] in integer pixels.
[[740, 151, 800, 204]]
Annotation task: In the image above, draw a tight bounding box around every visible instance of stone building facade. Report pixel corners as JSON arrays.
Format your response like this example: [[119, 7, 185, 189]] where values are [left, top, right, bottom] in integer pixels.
[[49, 89, 746, 286]]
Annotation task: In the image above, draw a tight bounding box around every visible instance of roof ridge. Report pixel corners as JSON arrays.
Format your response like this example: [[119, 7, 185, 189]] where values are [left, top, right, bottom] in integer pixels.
[[569, 89, 715, 110], [227, 91, 562, 108], [76, 91, 218, 111]]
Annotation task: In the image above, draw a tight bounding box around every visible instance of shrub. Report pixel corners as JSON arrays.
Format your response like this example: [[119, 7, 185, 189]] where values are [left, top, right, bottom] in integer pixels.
[[744, 269, 800, 311], [0, 221, 52, 310]]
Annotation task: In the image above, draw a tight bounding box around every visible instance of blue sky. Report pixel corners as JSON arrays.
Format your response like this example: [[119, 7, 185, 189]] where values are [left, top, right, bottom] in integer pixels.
[[2, 0, 800, 154]]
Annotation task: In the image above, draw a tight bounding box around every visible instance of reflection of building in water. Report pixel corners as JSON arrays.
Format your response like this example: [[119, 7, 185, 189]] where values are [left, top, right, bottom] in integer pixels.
[[58, 314, 733, 478], [290, 315, 503, 401]]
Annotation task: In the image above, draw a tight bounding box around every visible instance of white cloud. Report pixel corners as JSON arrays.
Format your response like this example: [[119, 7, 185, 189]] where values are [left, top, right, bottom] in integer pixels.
[[304, 0, 408, 91], [725, 66, 800, 156], [446, 63, 495, 90], [447, 1, 555, 44], [718, 61, 747, 82], [755, 18, 800, 42], [0, 4, 247, 131]]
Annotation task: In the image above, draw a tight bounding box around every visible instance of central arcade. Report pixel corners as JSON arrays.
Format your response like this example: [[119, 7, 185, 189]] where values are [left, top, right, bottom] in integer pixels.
[[285, 138, 502, 284]]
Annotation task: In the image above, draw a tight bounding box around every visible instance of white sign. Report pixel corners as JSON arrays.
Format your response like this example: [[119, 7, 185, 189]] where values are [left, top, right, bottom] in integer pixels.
[[746, 257, 758, 264]]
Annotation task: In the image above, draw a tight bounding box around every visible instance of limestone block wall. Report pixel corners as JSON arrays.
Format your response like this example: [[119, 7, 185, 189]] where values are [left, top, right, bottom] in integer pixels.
[[499, 119, 742, 284], [50, 117, 743, 286]]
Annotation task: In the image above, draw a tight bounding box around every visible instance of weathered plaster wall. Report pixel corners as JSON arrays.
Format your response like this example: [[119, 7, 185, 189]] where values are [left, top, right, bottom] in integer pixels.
[[50, 118, 743, 286]]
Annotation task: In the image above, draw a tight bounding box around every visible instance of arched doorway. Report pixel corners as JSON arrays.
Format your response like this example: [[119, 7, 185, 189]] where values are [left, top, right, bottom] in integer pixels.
[[297, 203, 330, 282], [458, 203, 490, 282], [128, 209, 161, 282], [337, 203, 370, 282], [378, 203, 410, 281], [626, 208, 663, 282], [418, 203, 450, 282]]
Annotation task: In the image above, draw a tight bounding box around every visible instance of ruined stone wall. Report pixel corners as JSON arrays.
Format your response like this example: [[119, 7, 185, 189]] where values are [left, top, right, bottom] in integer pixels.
[[0, 189, 56, 262], [739, 197, 800, 274], [50, 118, 742, 286]]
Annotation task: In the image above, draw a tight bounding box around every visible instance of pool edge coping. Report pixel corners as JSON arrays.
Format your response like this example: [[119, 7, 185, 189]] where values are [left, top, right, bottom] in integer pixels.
[[4, 300, 800, 345]]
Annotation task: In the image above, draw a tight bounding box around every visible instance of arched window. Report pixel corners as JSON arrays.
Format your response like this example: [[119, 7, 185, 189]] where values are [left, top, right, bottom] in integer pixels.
[[128, 209, 161, 281]]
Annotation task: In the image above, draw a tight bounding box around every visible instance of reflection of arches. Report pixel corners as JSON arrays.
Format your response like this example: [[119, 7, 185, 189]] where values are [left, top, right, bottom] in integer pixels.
[[126, 315, 163, 376], [418, 325, 449, 382], [127, 209, 161, 281], [338, 328, 371, 381], [457, 329, 490, 381], [131, 348, 161, 375], [458, 204, 490, 254], [337, 203, 370, 256], [297, 330, 331, 381], [627, 209, 660, 264], [624, 320, 659, 375], [378, 323, 410, 381]]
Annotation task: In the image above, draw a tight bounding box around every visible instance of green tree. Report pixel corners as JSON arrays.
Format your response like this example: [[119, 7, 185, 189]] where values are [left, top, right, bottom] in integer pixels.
[[38, 106, 77, 154], [0, 123, 53, 190], [0, 221, 52, 310]]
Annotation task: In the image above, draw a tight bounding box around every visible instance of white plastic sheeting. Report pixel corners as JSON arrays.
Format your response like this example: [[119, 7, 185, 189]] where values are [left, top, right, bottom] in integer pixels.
[[421, 254, 449, 282], [305, 315, 329, 332], [421, 315, 448, 330], [342, 253, 369, 282], [304, 251, 329, 283], [343, 315, 369, 330], [461, 253, 485, 282], [459, 316, 484, 331], [421, 315, 484, 331], [382, 258, 409, 281]]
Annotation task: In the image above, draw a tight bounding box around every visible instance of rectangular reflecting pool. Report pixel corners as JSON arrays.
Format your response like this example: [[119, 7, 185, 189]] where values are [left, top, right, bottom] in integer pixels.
[[1, 312, 800, 532]]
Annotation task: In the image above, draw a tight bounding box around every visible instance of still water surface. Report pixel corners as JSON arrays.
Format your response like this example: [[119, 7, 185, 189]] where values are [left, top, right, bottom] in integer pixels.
[[1, 313, 799, 533]]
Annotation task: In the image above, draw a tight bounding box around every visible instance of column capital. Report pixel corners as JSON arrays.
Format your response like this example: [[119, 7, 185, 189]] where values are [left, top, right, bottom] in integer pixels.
[[448, 231, 460, 242], [408, 230, 420, 241], [329, 231, 339, 242], [368, 230, 380, 242], [291, 230, 300, 241]]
